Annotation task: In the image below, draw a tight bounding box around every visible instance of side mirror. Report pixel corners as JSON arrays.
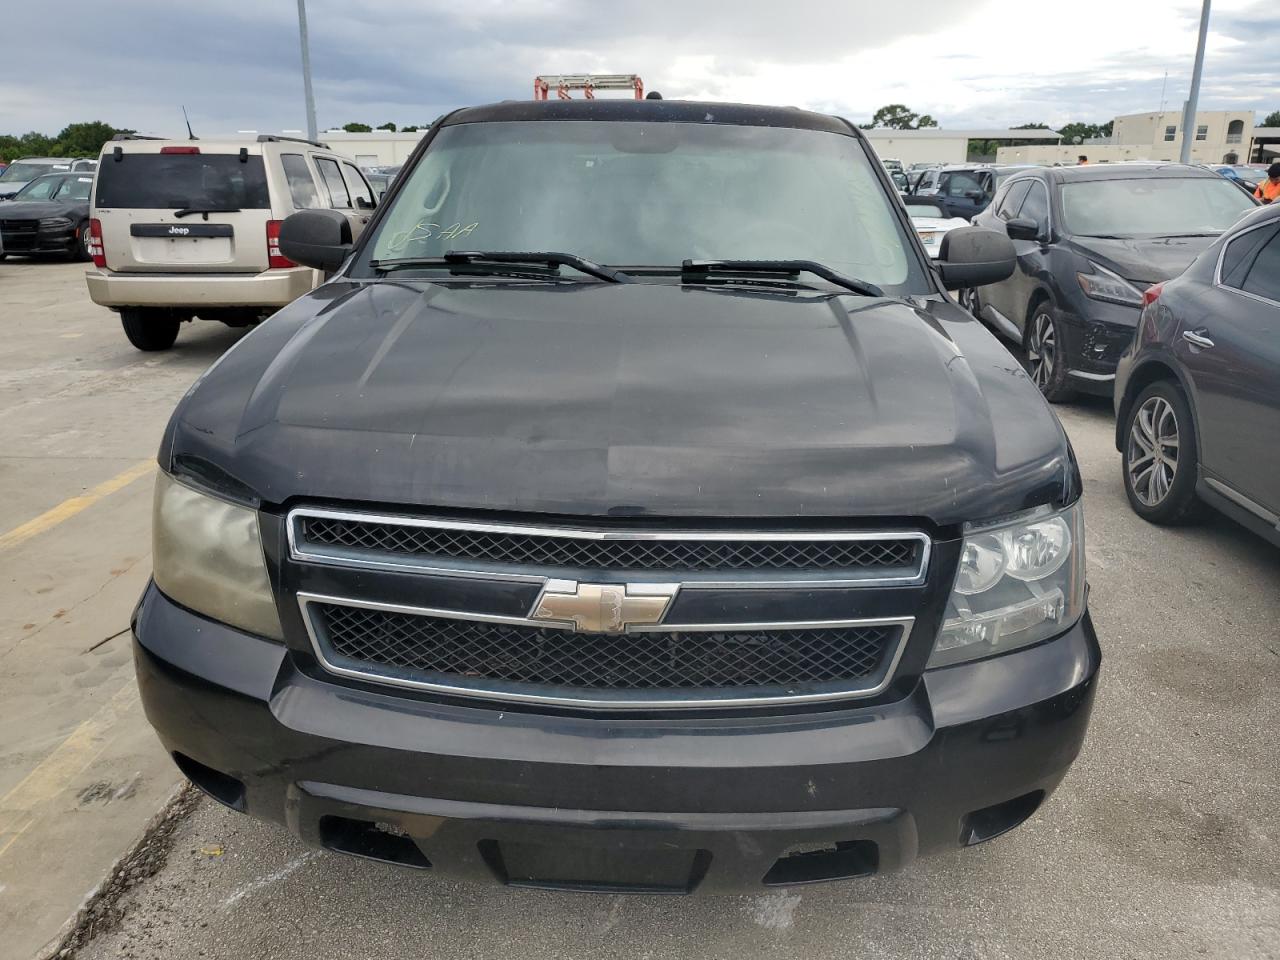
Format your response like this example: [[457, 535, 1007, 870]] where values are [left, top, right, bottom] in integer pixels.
[[937, 227, 1016, 290], [1005, 217, 1042, 242], [963, 189, 984, 201], [356, 195, 376, 210], [278, 209, 353, 272]]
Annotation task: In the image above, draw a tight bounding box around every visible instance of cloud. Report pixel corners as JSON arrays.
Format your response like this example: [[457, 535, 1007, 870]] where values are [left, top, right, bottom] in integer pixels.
[[1, 0, 1277, 137]]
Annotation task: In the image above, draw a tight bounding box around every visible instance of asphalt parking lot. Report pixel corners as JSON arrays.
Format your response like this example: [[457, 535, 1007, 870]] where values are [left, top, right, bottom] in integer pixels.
[[2, 259, 1278, 960]]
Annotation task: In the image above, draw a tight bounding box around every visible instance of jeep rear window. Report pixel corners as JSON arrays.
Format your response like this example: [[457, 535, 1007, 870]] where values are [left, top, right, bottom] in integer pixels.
[[361, 120, 927, 294], [94, 154, 270, 209]]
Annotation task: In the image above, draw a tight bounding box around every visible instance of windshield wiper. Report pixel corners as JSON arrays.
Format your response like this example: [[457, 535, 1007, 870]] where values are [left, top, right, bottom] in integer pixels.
[[369, 251, 629, 283], [680, 260, 884, 297], [173, 206, 241, 218]]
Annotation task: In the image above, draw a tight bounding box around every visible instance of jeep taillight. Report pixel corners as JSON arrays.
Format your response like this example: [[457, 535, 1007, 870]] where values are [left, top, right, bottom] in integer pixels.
[[88, 218, 106, 268], [266, 220, 294, 269]]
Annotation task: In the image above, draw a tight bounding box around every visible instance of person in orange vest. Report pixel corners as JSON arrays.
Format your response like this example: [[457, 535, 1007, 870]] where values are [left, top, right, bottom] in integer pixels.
[[1255, 163, 1280, 204]]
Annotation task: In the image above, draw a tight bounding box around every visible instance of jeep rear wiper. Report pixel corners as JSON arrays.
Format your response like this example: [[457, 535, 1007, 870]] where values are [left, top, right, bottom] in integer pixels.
[[369, 251, 630, 283], [680, 260, 884, 297], [173, 206, 241, 218]]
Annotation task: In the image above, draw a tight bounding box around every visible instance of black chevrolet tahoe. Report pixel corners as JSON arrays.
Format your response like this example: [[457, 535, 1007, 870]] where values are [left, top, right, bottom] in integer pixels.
[[134, 99, 1100, 893]]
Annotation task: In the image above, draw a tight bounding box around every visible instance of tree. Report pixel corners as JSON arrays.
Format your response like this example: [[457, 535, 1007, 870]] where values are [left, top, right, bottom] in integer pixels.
[[870, 104, 920, 130], [54, 121, 130, 157], [866, 105, 939, 130], [1261, 111, 1280, 128], [1013, 122, 1052, 130], [1057, 121, 1104, 145], [342, 122, 373, 133], [376, 122, 397, 132], [401, 125, 420, 133]]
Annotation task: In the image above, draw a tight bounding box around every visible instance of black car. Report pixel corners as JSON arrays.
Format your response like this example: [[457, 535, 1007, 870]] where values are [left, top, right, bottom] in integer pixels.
[[925, 165, 1035, 221], [970, 164, 1258, 402], [0, 172, 95, 260], [1114, 203, 1280, 545], [132, 99, 1099, 893]]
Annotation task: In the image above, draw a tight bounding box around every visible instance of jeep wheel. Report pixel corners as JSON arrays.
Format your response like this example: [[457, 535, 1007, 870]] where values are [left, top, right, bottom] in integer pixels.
[[1121, 381, 1203, 525], [1024, 304, 1076, 403], [120, 308, 181, 352]]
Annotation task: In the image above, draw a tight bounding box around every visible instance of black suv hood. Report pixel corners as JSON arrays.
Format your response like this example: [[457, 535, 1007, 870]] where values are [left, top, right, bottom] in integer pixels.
[[164, 281, 1076, 526], [1070, 234, 1219, 286]]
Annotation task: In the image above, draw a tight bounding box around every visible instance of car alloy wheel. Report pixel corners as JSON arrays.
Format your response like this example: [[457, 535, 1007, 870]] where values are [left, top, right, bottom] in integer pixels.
[[1126, 395, 1179, 506], [1027, 311, 1057, 389], [957, 287, 978, 314]]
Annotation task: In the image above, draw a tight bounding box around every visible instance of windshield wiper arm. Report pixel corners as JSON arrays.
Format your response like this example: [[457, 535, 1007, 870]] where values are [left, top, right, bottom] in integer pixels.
[[680, 260, 884, 297], [173, 206, 241, 218], [369, 251, 629, 283]]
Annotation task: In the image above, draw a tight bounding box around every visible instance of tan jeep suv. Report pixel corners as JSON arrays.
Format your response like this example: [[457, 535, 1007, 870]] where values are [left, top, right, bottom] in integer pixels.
[[85, 135, 375, 350]]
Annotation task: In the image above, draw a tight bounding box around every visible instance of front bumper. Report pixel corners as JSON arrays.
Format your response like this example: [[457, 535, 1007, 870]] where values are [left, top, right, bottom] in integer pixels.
[[1057, 299, 1140, 396], [133, 584, 1100, 893], [0, 223, 77, 255], [84, 266, 315, 308]]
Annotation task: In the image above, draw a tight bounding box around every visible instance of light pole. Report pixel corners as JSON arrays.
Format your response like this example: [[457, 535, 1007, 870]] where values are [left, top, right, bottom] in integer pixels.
[[1180, 0, 1211, 165], [296, 0, 318, 142]]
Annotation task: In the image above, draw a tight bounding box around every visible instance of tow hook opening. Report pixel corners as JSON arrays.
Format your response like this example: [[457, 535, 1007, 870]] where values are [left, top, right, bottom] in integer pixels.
[[172, 752, 246, 811], [960, 790, 1045, 846], [762, 839, 879, 886], [318, 815, 432, 869]]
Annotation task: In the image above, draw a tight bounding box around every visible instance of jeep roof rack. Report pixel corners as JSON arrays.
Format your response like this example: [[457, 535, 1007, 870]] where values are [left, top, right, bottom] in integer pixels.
[[257, 134, 331, 149], [110, 133, 165, 141]]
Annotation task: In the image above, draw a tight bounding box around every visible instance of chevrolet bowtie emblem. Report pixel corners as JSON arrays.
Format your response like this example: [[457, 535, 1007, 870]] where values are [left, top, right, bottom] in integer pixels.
[[531, 581, 678, 634]]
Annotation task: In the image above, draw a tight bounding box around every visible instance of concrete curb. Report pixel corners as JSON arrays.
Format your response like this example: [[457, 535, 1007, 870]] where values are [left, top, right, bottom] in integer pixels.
[[31, 783, 198, 960]]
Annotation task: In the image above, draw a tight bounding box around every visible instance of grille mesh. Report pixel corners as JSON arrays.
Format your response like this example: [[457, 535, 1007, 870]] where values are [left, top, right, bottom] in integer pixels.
[[314, 603, 898, 692], [300, 516, 921, 574]]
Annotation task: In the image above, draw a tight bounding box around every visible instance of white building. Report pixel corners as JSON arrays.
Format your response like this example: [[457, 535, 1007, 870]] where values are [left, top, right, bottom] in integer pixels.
[[863, 128, 1061, 166], [998, 110, 1257, 165], [321, 131, 427, 167]]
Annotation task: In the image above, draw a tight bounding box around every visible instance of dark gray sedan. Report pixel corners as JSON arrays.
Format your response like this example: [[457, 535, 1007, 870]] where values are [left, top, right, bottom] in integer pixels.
[[1114, 203, 1280, 546]]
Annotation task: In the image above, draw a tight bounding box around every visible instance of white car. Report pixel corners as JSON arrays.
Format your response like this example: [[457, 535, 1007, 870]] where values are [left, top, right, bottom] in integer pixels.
[[905, 200, 968, 258]]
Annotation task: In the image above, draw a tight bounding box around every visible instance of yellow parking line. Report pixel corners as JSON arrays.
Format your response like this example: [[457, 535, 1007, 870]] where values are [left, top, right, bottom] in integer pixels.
[[0, 459, 154, 552], [0, 681, 140, 857]]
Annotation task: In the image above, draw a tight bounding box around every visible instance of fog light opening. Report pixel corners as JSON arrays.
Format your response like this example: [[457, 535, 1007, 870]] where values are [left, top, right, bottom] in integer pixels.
[[960, 790, 1044, 846], [318, 815, 431, 869], [762, 839, 879, 886], [172, 753, 245, 811]]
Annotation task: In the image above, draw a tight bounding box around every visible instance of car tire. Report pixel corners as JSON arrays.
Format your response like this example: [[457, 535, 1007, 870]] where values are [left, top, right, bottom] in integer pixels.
[[120, 308, 181, 352], [74, 221, 92, 262], [1121, 380, 1204, 525], [1024, 302, 1076, 403], [956, 287, 979, 316]]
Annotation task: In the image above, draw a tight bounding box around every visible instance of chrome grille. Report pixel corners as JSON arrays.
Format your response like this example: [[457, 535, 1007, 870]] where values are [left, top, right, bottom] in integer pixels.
[[309, 600, 901, 700], [296, 513, 925, 577]]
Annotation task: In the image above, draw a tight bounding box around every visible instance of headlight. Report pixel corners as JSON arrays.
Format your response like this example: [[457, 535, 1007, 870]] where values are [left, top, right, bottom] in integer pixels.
[[152, 471, 283, 639], [1076, 262, 1143, 307], [929, 502, 1085, 669], [39, 216, 74, 229]]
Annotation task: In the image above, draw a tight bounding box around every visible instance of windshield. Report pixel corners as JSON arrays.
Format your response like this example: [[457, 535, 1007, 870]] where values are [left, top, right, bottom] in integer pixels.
[[1062, 176, 1256, 237], [13, 175, 62, 201], [93, 153, 270, 209], [359, 120, 929, 294], [0, 162, 60, 183]]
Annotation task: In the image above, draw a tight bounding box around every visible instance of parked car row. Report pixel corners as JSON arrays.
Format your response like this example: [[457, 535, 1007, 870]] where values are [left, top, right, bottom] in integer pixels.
[[0, 171, 96, 260], [0, 156, 96, 200]]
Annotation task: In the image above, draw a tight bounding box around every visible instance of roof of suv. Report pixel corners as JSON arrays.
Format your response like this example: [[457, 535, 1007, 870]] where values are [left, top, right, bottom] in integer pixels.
[[1047, 162, 1220, 183], [445, 99, 854, 135]]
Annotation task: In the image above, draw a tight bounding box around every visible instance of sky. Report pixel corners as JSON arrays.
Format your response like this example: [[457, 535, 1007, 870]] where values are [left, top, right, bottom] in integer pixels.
[[1, 0, 1278, 138]]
